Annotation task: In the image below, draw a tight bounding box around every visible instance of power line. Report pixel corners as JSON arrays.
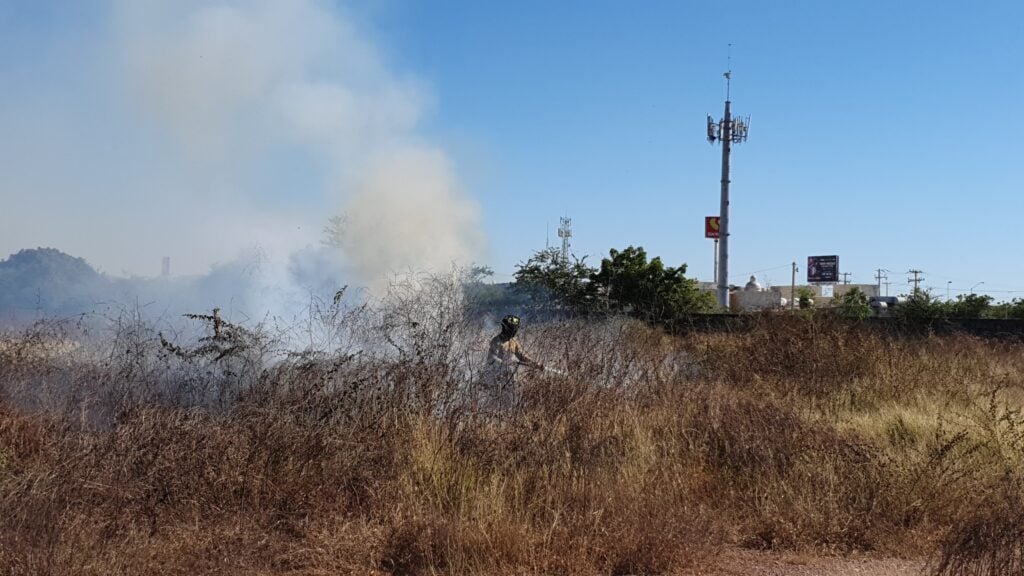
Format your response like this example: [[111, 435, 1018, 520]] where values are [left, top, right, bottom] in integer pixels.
[[736, 263, 791, 277], [908, 269, 925, 296], [875, 268, 890, 297]]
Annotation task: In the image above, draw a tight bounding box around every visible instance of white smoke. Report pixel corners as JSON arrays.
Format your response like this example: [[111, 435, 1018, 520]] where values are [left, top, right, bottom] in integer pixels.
[[1, 1, 482, 301], [335, 148, 484, 283], [113, 0, 482, 287]]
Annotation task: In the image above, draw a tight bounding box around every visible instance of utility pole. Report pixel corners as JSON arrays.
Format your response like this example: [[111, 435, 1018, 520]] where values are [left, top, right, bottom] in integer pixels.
[[875, 269, 888, 298], [884, 280, 892, 296], [908, 269, 925, 296], [713, 238, 719, 284], [791, 261, 798, 311], [841, 272, 852, 285], [707, 61, 750, 309]]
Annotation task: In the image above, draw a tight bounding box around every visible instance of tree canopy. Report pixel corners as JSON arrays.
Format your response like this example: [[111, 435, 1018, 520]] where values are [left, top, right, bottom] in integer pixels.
[[513, 248, 598, 313], [513, 245, 716, 321], [832, 287, 871, 319], [591, 246, 716, 320]]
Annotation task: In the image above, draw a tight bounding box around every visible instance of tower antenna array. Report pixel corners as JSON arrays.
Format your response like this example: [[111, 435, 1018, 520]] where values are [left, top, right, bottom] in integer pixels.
[[557, 216, 572, 262], [706, 51, 750, 309]]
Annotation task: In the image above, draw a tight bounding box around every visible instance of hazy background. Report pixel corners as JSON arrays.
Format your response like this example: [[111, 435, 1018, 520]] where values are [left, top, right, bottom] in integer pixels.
[[4, 0, 1024, 319], [0, 0, 482, 321]]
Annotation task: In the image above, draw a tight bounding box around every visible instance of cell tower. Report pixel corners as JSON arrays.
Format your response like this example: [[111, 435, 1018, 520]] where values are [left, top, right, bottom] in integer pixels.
[[706, 56, 750, 309], [557, 216, 572, 262]]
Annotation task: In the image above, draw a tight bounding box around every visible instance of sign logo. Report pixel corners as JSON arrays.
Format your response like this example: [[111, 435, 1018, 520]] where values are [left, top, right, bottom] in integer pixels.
[[705, 216, 720, 239], [807, 255, 839, 283]]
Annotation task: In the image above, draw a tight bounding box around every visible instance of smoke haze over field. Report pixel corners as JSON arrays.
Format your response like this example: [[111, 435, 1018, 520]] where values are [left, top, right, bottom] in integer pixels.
[[0, 1, 482, 303]]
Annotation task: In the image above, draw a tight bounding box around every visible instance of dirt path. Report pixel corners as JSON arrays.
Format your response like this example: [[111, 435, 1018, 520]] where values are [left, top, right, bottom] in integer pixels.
[[691, 548, 931, 576]]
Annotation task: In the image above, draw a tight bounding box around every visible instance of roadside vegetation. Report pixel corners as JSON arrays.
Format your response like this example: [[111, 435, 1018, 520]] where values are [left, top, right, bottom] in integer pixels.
[[2, 270, 1023, 576], [894, 290, 1024, 322], [513, 245, 718, 319]]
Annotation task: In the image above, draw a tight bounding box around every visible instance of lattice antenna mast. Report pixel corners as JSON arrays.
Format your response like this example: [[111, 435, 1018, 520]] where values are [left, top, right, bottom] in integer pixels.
[[557, 216, 572, 262], [706, 48, 750, 309]]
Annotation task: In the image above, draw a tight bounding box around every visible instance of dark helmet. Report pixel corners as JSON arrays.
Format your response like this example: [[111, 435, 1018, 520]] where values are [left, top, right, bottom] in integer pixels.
[[500, 314, 521, 337]]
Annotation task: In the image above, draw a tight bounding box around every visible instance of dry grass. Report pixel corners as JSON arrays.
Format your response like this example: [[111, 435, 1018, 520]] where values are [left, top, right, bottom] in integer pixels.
[[2, 292, 1024, 575]]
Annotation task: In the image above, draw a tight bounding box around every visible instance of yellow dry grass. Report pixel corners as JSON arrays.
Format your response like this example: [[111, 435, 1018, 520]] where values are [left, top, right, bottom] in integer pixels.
[[2, 312, 1023, 575]]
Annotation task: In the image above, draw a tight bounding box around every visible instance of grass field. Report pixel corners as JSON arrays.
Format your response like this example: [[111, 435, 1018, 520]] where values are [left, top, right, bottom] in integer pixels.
[[2, 290, 1023, 575]]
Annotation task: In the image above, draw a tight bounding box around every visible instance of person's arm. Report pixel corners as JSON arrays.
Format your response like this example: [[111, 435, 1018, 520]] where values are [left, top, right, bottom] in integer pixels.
[[512, 340, 544, 370]]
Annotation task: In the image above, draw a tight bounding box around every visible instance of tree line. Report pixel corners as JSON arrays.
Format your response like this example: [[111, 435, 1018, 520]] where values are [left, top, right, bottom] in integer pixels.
[[465, 246, 718, 323]]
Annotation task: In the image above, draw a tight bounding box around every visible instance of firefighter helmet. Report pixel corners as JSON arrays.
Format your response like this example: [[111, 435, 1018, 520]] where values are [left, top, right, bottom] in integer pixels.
[[500, 314, 520, 337]]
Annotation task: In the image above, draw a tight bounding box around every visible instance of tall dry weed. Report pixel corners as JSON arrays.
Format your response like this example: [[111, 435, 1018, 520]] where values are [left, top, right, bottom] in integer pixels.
[[3, 283, 1024, 574]]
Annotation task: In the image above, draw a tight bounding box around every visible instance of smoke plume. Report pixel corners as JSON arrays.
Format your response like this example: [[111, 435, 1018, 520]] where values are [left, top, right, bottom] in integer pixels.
[[1, 0, 482, 311]]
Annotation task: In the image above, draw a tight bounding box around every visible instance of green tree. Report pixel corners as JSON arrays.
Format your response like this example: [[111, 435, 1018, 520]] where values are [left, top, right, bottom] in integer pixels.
[[988, 298, 1024, 319], [948, 293, 992, 320], [463, 264, 531, 315], [833, 286, 871, 319], [895, 290, 948, 325], [513, 248, 598, 312], [795, 287, 815, 310], [589, 246, 717, 320]]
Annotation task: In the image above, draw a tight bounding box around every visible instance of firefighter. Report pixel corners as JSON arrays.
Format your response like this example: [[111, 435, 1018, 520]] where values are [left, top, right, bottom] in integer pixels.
[[487, 314, 544, 372], [480, 315, 543, 411]]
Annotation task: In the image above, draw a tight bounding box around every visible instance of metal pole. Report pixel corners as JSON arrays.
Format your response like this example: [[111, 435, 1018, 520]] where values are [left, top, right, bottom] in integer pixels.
[[791, 261, 797, 311], [717, 100, 732, 309], [713, 238, 719, 284]]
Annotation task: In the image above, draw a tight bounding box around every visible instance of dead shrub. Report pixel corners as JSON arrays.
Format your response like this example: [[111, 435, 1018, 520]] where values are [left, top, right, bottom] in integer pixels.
[[380, 516, 450, 576], [937, 475, 1024, 576], [4, 279, 1024, 574]]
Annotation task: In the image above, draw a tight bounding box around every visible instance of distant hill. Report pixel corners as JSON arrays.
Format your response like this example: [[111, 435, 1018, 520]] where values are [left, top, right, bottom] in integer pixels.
[[0, 247, 531, 325], [0, 248, 108, 315], [0, 247, 339, 323]]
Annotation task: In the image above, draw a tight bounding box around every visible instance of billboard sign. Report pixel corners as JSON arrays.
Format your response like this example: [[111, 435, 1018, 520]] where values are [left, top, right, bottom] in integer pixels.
[[807, 255, 839, 283], [705, 216, 721, 239]]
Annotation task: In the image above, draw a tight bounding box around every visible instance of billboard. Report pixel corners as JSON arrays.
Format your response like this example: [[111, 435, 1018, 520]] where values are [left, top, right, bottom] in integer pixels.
[[807, 255, 839, 283], [705, 216, 720, 239]]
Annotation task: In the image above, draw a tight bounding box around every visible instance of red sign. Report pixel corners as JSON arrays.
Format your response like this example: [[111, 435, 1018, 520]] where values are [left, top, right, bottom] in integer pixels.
[[705, 216, 720, 239]]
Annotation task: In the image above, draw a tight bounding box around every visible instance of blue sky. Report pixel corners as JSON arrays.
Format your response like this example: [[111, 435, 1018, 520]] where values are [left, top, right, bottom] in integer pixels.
[[384, 0, 1024, 297], [2, 1, 1023, 299]]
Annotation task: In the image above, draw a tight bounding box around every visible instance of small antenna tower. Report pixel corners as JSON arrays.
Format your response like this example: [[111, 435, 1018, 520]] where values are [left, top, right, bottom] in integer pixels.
[[557, 216, 572, 262], [706, 45, 750, 309], [161, 256, 171, 277]]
